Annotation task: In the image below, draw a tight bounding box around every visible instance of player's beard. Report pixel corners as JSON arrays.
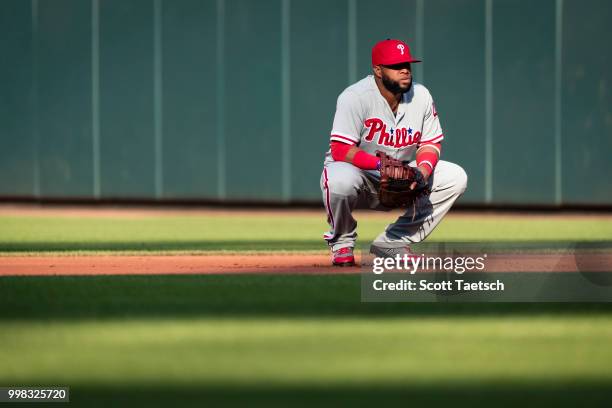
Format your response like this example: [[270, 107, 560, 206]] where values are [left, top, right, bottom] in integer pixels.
[[381, 72, 412, 95]]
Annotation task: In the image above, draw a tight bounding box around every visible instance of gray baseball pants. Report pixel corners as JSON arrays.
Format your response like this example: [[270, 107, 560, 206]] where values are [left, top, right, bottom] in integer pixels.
[[320, 160, 468, 251]]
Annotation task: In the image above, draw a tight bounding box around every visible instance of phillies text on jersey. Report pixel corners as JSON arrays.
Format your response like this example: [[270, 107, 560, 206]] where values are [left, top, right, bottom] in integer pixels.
[[325, 75, 443, 163]]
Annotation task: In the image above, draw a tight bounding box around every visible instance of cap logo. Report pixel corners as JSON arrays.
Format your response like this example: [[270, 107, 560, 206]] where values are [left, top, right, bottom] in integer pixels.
[[397, 44, 405, 55]]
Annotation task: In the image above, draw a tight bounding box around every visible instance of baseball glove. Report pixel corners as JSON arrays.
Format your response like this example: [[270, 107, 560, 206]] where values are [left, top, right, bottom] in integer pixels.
[[377, 151, 430, 208]]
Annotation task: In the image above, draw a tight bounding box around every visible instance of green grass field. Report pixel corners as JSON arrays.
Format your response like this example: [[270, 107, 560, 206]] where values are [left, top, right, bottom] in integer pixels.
[[1, 212, 610, 253], [1, 211, 611, 407]]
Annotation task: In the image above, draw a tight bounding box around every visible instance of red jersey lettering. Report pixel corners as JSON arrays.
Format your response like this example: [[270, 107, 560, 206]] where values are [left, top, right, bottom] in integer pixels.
[[364, 118, 384, 141]]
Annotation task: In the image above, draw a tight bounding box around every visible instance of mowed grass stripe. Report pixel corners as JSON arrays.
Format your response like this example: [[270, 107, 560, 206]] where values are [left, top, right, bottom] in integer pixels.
[[1, 316, 612, 386], [0, 214, 611, 254], [3, 275, 612, 320]]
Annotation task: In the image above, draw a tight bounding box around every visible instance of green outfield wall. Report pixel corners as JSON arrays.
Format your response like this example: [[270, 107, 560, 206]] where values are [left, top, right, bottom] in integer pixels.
[[1, 0, 610, 205]]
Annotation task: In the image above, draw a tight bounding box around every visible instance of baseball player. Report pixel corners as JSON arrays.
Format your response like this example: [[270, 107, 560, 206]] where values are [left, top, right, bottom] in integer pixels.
[[320, 39, 468, 266]]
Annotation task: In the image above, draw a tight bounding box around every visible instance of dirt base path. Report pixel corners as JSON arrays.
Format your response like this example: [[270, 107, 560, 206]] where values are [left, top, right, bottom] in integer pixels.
[[0, 254, 341, 276], [1, 253, 610, 276]]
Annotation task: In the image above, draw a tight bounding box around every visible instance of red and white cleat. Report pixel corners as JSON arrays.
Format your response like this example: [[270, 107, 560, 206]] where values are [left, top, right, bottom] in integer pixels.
[[332, 247, 356, 267]]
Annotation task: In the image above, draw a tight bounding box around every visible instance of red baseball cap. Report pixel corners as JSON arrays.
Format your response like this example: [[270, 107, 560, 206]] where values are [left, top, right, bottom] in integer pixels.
[[371, 39, 421, 66]]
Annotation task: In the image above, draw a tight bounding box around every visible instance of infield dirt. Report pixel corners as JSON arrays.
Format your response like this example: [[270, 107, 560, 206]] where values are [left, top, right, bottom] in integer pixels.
[[1, 253, 610, 276]]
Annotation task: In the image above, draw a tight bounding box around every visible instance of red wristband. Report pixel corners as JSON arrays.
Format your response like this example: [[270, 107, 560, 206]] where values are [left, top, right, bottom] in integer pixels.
[[416, 150, 439, 173], [330, 141, 379, 170], [353, 150, 380, 170]]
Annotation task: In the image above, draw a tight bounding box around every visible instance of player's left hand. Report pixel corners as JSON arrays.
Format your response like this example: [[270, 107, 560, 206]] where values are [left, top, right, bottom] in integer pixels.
[[410, 165, 430, 191]]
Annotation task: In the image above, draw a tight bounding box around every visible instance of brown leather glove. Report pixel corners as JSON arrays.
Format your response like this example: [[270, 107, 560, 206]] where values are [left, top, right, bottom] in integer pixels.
[[377, 151, 430, 208]]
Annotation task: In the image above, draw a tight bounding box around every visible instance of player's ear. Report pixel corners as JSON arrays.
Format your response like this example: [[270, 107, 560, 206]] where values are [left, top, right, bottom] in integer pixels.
[[373, 65, 382, 78]]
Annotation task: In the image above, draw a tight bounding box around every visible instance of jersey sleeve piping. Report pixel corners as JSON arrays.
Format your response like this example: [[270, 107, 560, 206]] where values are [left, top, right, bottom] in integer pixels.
[[330, 133, 359, 145], [420, 134, 444, 144]]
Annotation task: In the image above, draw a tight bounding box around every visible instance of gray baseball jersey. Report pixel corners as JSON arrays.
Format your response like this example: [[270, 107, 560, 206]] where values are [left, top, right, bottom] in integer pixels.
[[324, 75, 443, 164]]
